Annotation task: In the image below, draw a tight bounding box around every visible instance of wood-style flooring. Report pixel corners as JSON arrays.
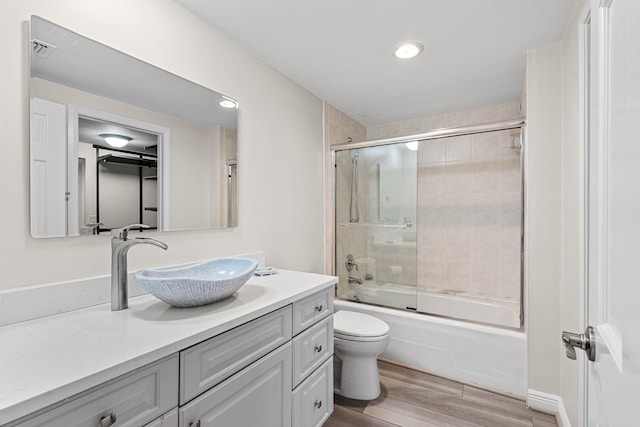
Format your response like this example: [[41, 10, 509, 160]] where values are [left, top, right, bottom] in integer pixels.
[[325, 360, 557, 427]]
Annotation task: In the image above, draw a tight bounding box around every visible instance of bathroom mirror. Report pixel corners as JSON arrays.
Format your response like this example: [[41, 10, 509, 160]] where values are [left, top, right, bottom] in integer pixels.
[[29, 16, 239, 238]]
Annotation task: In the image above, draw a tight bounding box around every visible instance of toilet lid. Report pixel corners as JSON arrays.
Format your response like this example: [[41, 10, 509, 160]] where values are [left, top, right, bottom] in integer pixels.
[[334, 311, 390, 338]]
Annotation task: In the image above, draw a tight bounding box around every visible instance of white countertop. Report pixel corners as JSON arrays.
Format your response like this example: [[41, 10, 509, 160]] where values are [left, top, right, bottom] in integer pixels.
[[0, 269, 337, 425]]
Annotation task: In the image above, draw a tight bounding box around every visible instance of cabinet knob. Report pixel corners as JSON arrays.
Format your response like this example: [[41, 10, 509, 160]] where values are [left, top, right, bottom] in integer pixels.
[[189, 421, 201, 427], [315, 304, 323, 312], [314, 345, 323, 353], [99, 412, 117, 427], [314, 400, 323, 409]]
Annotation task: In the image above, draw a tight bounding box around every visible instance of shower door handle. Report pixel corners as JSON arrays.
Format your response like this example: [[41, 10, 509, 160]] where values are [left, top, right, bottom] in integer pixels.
[[562, 326, 595, 361]]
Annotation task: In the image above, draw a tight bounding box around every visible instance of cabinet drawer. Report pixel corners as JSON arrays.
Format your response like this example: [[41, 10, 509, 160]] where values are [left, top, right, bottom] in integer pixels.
[[16, 355, 178, 427], [293, 288, 333, 335], [145, 408, 178, 427], [292, 315, 333, 388], [292, 357, 333, 427], [180, 343, 292, 427], [180, 305, 292, 404]]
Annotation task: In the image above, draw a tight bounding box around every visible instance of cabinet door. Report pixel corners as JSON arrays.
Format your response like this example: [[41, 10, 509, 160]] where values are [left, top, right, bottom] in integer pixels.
[[293, 357, 333, 427], [16, 355, 178, 427], [293, 289, 333, 336], [180, 305, 292, 404], [293, 316, 333, 387], [180, 343, 292, 427]]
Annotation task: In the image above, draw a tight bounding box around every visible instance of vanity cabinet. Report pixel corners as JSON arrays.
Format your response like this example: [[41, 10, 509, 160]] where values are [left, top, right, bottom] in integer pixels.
[[180, 288, 334, 427], [7, 287, 334, 427]]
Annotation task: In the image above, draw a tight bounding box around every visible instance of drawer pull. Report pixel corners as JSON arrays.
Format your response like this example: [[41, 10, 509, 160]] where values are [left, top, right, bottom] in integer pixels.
[[189, 421, 201, 427], [314, 345, 323, 353], [314, 400, 323, 409], [315, 304, 323, 312], [99, 412, 117, 427]]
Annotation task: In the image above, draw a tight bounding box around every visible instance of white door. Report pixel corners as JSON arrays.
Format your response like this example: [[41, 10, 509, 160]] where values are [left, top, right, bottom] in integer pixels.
[[582, 0, 640, 425], [30, 97, 67, 238]]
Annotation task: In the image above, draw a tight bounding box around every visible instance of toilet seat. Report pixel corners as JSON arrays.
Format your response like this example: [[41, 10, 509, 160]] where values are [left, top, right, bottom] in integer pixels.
[[334, 311, 390, 341]]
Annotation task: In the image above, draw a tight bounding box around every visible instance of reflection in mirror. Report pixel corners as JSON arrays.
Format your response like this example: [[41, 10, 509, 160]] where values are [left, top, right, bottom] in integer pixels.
[[29, 16, 239, 238]]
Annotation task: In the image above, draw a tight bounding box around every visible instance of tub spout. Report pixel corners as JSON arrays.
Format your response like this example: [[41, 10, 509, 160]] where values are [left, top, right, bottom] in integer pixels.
[[348, 276, 363, 285]]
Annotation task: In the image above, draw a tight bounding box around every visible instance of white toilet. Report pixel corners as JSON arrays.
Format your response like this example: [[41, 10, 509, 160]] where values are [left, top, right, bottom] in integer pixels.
[[333, 310, 390, 400]]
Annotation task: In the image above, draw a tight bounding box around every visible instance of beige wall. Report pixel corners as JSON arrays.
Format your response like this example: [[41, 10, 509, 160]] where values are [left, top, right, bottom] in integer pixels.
[[526, 1, 585, 424], [1, 0, 324, 289], [560, 0, 587, 424], [525, 41, 563, 401]]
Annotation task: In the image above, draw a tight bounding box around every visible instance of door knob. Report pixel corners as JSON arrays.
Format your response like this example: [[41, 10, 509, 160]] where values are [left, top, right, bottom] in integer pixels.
[[562, 326, 595, 361]]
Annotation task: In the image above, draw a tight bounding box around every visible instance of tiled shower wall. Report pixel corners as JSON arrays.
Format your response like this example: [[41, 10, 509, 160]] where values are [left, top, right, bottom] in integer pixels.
[[329, 102, 522, 304], [366, 102, 522, 140], [418, 129, 521, 301]]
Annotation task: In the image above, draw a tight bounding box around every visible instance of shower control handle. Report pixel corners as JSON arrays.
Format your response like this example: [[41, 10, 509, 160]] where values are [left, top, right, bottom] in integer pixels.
[[345, 254, 358, 272]]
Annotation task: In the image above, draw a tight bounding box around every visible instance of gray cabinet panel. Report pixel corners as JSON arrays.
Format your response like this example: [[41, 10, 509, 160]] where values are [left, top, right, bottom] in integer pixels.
[[16, 356, 178, 427], [293, 289, 333, 336], [292, 358, 333, 427], [180, 306, 292, 404], [293, 316, 333, 387], [180, 343, 292, 427]]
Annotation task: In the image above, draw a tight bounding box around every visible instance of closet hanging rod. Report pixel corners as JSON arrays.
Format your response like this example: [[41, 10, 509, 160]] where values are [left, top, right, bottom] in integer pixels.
[[330, 118, 525, 152], [97, 154, 157, 168], [92, 144, 157, 158]]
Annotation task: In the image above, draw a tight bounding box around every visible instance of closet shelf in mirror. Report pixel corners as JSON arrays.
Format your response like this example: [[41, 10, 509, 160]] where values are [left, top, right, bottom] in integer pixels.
[[97, 155, 157, 168], [338, 221, 411, 229]]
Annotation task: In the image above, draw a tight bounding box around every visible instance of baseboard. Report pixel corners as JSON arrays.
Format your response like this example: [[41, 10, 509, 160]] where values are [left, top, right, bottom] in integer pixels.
[[527, 389, 571, 427]]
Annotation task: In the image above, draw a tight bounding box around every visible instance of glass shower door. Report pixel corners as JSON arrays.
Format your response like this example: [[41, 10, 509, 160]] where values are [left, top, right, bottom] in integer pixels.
[[335, 143, 418, 310], [415, 129, 522, 327]]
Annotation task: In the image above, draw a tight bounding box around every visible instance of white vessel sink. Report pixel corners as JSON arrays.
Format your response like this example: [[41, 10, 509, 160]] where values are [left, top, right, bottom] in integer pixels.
[[134, 258, 258, 308]]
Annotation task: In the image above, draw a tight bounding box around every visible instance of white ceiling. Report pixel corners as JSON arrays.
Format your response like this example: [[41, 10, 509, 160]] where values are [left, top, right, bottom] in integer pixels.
[[175, 0, 576, 127]]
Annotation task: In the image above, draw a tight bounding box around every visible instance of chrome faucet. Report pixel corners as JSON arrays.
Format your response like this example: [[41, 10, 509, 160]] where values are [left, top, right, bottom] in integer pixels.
[[111, 224, 168, 311]]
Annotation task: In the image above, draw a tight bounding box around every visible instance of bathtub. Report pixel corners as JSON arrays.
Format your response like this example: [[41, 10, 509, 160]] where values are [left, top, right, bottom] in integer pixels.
[[341, 284, 520, 328], [334, 298, 527, 397]]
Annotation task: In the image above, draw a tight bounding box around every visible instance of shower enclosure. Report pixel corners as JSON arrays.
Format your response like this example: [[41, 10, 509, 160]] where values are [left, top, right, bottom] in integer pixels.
[[333, 120, 524, 328]]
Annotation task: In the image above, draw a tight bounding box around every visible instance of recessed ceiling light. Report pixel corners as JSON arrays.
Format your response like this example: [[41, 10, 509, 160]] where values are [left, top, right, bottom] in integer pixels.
[[100, 133, 132, 148], [218, 97, 238, 109], [394, 41, 424, 59]]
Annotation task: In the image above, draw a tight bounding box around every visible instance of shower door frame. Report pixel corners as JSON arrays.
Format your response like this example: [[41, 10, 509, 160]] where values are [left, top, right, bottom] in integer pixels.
[[329, 118, 527, 329]]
